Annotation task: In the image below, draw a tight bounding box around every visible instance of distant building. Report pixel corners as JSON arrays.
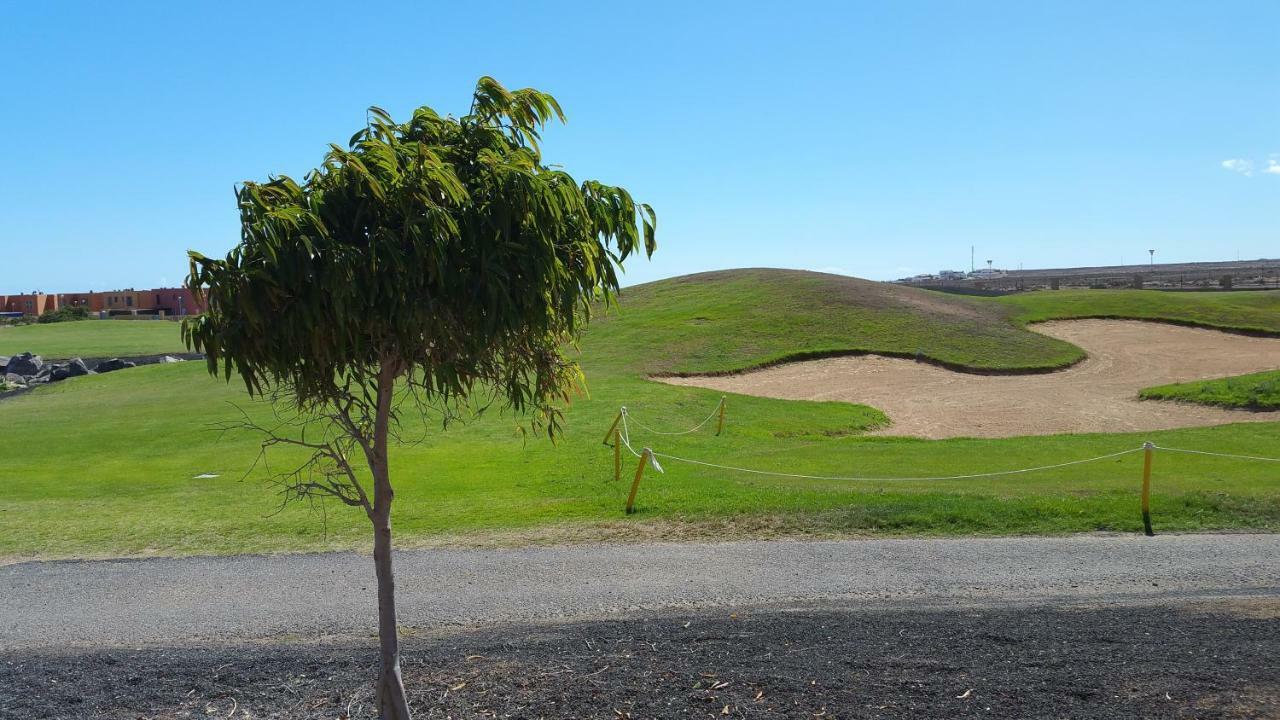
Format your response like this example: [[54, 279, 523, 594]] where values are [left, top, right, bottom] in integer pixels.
[[969, 268, 1007, 279], [938, 270, 966, 280], [0, 287, 205, 317]]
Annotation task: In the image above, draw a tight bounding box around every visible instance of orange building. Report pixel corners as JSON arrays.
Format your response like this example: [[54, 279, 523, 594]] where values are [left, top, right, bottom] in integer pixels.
[[2, 287, 205, 317], [1, 292, 58, 315]]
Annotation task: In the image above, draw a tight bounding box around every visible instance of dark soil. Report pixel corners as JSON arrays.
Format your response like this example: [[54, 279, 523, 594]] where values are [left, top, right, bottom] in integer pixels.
[[2, 601, 1276, 720]]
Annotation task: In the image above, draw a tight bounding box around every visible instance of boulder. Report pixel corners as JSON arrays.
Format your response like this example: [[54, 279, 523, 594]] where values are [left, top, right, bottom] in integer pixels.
[[7, 352, 42, 376], [26, 373, 49, 385], [66, 358, 90, 377], [94, 358, 137, 374], [50, 364, 72, 382], [0, 356, 8, 373], [4, 373, 25, 386], [159, 355, 184, 363]]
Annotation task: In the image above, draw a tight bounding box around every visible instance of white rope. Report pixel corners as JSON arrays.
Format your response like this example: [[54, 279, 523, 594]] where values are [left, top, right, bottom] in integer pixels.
[[613, 407, 1280, 485], [617, 412, 642, 458], [621, 398, 723, 437], [1152, 445, 1280, 464], [647, 446, 1145, 482]]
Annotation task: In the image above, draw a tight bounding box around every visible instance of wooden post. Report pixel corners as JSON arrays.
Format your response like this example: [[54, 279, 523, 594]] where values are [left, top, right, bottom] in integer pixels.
[[716, 397, 726, 436], [1141, 442, 1155, 537], [613, 429, 621, 482], [602, 409, 623, 446], [625, 449, 650, 515]]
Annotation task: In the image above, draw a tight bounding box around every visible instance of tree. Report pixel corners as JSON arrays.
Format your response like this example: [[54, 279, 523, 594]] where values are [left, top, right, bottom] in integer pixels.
[[183, 77, 655, 719]]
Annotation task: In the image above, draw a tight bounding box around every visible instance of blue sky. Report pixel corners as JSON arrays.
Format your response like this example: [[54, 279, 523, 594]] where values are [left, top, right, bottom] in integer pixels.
[[1, 1, 1276, 292]]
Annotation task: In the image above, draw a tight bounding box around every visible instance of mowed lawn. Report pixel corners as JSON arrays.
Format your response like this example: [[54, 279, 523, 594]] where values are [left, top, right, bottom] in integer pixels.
[[1141, 370, 1280, 411], [0, 319, 185, 358], [1, 270, 1277, 559]]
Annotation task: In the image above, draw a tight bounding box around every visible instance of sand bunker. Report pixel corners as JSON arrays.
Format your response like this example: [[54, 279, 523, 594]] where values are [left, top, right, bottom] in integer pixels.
[[660, 320, 1280, 439]]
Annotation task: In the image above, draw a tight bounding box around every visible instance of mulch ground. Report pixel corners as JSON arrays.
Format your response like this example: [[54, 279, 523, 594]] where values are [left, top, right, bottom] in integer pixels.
[[2, 600, 1276, 719]]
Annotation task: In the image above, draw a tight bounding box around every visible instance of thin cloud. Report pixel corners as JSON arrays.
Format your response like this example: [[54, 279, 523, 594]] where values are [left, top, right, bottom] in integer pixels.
[[1265, 159, 1280, 175], [1221, 158, 1253, 176]]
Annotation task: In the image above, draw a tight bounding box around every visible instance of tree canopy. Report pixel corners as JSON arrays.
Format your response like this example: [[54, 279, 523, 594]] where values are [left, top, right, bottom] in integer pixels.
[[185, 76, 656, 433]]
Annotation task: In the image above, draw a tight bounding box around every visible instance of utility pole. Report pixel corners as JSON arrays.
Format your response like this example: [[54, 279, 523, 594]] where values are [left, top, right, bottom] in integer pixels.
[[970, 245, 974, 273]]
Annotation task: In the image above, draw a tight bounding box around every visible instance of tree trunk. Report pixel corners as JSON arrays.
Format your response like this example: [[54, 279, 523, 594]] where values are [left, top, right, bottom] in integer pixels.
[[373, 504, 411, 719], [370, 366, 411, 720]]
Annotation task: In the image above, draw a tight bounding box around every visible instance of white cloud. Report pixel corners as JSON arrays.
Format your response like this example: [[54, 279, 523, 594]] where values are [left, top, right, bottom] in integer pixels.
[[1265, 159, 1280, 175], [1221, 158, 1253, 176]]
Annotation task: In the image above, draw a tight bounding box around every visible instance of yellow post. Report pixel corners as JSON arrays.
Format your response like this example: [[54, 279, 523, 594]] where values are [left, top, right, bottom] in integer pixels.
[[1141, 441, 1155, 536], [613, 429, 622, 482], [716, 397, 726, 436], [602, 409, 623, 446], [625, 449, 650, 514]]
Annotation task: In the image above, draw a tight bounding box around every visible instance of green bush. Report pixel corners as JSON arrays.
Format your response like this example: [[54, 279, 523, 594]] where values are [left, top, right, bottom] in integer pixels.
[[36, 306, 90, 324]]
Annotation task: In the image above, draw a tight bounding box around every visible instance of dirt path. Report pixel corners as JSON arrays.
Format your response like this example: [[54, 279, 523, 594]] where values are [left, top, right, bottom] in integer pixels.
[[661, 319, 1280, 438]]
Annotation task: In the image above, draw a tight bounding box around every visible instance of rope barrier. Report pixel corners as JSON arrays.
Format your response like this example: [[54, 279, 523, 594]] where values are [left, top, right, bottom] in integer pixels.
[[1152, 445, 1280, 464], [646, 446, 1145, 482], [620, 399, 724, 436], [609, 403, 1279, 524]]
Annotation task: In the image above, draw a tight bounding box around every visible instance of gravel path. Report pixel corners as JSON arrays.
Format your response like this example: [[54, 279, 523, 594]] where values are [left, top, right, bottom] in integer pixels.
[[2, 533, 1276, 650], [661, 320, 1280, 438]]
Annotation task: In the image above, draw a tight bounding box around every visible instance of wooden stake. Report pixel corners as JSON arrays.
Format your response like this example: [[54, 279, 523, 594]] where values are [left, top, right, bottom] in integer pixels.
[[716, 397, 726, 436], [613, 429, 621, 482], [625, 449, 650, 515], [1141, 442, 1155, 536], [602, 409, 623, 446]]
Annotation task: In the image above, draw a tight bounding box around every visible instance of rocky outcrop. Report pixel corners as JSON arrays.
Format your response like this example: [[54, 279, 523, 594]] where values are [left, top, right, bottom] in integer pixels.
[[7, 352, 43, 376], [94, 358, 138, 374], [1, 354, 99, 394], [0, 351, 198, 397], [66, 358, 90, 377]]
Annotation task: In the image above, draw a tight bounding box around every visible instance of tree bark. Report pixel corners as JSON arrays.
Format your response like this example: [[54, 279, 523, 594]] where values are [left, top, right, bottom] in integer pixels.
[[372, 504, 411, 719], [370, 368, 411, 720]]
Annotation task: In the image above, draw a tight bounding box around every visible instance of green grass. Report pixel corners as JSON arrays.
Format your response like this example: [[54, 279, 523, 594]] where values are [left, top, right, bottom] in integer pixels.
[[2, 269, 1278, 560], [1141, 371, 1280, 411], [0, 320, 185, 358], [995, 288, 1280, 335]]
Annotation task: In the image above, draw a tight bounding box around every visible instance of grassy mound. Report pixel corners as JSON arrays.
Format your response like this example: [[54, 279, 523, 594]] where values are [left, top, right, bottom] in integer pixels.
[[2, 269, 1278, 559], [1141, 371, 1280, 411], [592, 269, 1083, 374]]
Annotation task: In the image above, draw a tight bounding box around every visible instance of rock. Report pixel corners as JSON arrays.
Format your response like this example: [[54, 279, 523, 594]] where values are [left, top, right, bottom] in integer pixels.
[[94, 358, 137, 374], [33, 365, 52, 381], [7, 352, 42, 376], [4, 373, 26, 386], [0, 356, 8, 373], [50, 364, 72, 382], [26, 374, 49, 385], [159, 356, 184, 363], [66, 358, 90, 377]]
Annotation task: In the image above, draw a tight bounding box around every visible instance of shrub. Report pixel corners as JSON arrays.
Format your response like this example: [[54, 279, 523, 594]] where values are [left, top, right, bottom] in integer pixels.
[[36, 306, 90, 324]]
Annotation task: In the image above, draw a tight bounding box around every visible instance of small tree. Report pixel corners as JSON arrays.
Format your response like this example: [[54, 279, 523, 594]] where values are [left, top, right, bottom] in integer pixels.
[[184, 77, 654, 719]]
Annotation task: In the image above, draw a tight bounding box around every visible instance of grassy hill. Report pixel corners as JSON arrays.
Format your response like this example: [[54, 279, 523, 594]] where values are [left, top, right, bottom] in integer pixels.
[[2, 269, 1277, 560], [590, 269, 1083, 374]]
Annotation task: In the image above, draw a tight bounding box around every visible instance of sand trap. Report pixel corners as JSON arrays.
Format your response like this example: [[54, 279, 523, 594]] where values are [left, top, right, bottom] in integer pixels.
[[660, 320, 1280, 439]]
